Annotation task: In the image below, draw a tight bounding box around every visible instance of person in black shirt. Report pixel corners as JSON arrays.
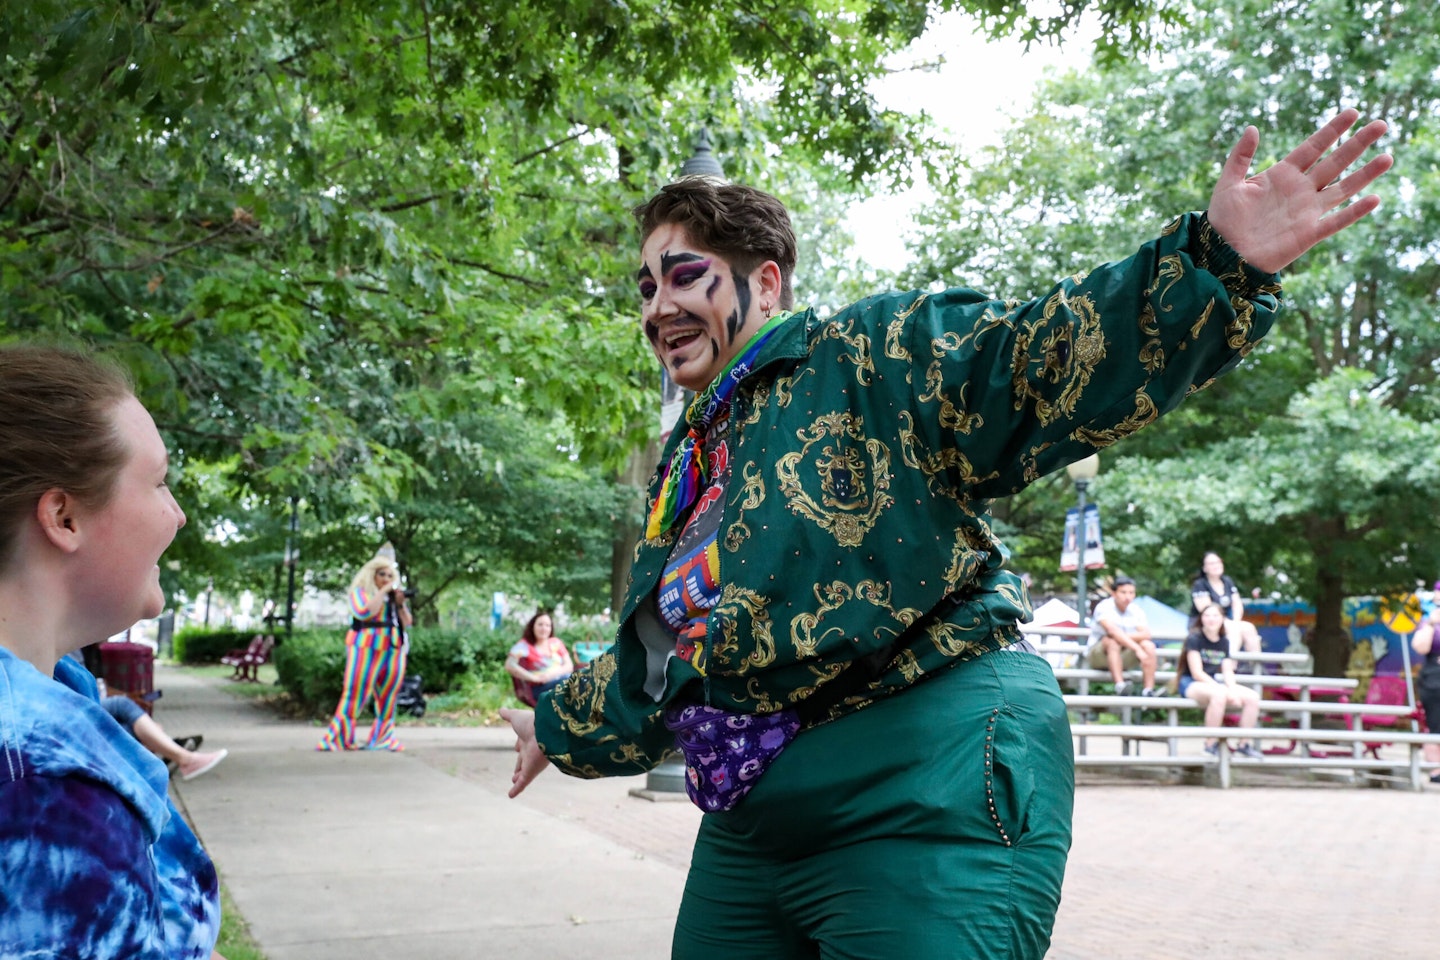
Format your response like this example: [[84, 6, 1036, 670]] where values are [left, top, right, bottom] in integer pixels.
[[1190, 551, 1262, 653], [1181, 606, 1263, 759], [1410, 605, 1440, 783]]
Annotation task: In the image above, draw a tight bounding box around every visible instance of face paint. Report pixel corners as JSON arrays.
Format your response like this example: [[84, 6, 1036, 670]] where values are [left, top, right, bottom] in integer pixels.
[[638, 224, 769, 393], [728, 267, 752, 343]]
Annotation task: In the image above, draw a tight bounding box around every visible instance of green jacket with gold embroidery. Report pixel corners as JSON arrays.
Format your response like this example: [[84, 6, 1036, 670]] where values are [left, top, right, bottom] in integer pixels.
[[534, 212, 1281, 779]]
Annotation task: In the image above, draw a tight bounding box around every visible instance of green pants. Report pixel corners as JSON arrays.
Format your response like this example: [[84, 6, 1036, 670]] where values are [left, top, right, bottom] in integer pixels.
[[673, 648, 1073, 960]]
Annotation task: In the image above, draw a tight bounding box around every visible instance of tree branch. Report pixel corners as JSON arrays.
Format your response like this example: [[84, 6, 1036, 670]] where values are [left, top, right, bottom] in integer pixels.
[[447, 256, 547, 289], [513, 127, 591, 167], [377, 192, 452, 213], [37, 221, 241, 288]]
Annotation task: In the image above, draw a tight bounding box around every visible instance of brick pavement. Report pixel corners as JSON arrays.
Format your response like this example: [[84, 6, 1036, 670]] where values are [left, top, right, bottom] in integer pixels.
[[166, 665, 1439, 959]]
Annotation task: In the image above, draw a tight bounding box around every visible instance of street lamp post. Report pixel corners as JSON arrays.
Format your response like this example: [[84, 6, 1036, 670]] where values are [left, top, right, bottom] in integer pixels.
[[1066, 454, 1100, 625], [283, 495, 300, 640]]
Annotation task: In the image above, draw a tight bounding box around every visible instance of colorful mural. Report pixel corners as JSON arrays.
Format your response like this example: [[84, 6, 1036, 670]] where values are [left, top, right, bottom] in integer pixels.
[[1245, 595, 1432, 703]]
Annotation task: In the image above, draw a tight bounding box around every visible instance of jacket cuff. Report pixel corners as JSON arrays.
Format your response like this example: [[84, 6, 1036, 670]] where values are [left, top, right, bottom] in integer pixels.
[[1193, 211, 1281, 299]]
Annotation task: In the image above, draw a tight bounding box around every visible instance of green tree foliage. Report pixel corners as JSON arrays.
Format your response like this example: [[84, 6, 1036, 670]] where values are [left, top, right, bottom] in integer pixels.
[[1, 0, 1178, 611], [903, 0, 1440, 672]]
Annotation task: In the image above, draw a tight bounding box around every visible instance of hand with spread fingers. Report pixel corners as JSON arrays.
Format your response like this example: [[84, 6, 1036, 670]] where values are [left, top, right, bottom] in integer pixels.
[[1208, 108, 1393, 274]]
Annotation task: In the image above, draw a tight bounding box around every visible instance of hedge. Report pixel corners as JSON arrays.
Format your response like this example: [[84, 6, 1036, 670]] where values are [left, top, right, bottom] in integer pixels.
[[272, 623, 517, 715], [173, 627, 256, 664]]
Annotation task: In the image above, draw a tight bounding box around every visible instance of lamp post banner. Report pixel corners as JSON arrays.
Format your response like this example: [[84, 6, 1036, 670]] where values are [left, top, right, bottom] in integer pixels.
[[1060, 508, 1079, 572], [1060, 504, 1106, 572]]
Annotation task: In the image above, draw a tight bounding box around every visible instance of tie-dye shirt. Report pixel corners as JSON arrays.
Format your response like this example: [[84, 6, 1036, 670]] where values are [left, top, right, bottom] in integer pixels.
[[0, 647, 221, 959]]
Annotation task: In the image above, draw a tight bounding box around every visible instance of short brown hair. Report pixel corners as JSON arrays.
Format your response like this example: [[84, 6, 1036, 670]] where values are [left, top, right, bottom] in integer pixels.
[[633, 179, 798, 310], [0, 344, 134, 568]]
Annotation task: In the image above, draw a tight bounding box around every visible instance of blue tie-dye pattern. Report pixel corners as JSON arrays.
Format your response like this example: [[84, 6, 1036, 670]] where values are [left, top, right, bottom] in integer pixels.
[[0, 648, 220, 959]]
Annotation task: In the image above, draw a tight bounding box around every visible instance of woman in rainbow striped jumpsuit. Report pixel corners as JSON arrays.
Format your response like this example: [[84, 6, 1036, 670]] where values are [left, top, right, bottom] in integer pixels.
[[316, 554, 413, 752]]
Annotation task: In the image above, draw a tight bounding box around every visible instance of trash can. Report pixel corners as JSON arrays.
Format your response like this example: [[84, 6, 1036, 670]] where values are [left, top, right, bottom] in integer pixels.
[[98, 641, 157, 714]]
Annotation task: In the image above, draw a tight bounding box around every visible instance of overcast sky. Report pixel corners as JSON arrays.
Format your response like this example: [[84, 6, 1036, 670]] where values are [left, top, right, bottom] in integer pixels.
[[847, 12, 1095, 272]]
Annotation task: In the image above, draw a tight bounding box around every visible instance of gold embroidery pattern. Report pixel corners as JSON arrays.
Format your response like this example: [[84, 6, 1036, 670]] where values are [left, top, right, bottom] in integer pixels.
[[1135, 302, 1164, 374], [784, 661, 848, 708], [740, 381, 770, 427], [1071, 391, 1160, 446], [610, 742, 650, 765], [956, 300, 1020, 353], [636, 529, 674, 557], [723, 460, 766, 553], [892, 294, 929, 324], [790, 580, 860, 658], [547, 755, 606, 779], [789, 579, 921, 661], [743, 676, 784, 714], [942, 524, 993, 592], [925, 615, 990, 657], [776, 412, 894, 548], [897, 411, 992, 500], [1012, 291, 1106, 425], [883, 296, 930, 386], [1147, 253, 1187, 312], [710, 585, 777, 675], [892, 647, 924, 683], [884, 317, 911, 370], [1227, 295, 1256, 350], [551, 654, 619, 738], [773, 367, 814, 408], [993, 579, 1028, 612], [918, 363, 984, 435], [820, 317, 875, 386], [1188, 298, 1217, 343]]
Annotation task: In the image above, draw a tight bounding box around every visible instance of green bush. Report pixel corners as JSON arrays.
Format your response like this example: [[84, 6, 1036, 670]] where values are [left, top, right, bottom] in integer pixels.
[[405, 625, 511, 693], [173, 627, 255, 664], [272, 622, 516, 715], [271, 628, 347, 715]]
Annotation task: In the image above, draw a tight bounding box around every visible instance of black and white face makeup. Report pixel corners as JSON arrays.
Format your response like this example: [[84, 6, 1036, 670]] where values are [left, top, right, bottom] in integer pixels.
[[636, 223, 773, 393]]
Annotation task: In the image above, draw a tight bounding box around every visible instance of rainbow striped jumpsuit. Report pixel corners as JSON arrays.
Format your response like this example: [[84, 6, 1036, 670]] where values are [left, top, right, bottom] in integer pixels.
[[316, 587, 408, 751]]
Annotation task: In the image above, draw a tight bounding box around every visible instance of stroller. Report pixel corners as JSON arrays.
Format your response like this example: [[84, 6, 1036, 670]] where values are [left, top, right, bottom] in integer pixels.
[[395, 674, 426, 718]]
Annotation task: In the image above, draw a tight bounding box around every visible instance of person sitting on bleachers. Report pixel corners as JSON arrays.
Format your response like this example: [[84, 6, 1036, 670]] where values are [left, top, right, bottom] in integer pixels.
[[1086, 577, 1160, 697], [1190, 551, 1263, 653], [1182, 605, 1263, 759]]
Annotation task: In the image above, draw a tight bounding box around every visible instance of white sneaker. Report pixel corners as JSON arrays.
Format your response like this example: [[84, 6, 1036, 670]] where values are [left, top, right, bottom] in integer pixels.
[[1114, 680, 1133, 696]]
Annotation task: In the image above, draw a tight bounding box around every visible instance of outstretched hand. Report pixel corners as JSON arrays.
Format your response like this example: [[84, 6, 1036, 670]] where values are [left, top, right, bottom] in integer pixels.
[[1207, 109, 1392, 274], [499, 707, 549, 798]]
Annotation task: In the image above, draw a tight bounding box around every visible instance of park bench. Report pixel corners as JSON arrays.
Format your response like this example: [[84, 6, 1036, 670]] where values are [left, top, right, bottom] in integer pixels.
[[572, 640, 612, 666], [220, 633, 275, 682], [1068, 722, 1440, 790]]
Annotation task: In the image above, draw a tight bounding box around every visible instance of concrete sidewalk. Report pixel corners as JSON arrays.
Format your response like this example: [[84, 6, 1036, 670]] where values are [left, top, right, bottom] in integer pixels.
[[163, 665, 1439, 960], [162, 666, 699, 960]]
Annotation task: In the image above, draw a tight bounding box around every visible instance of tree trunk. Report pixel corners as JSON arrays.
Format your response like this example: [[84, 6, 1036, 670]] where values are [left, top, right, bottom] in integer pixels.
[[610, 439, 658, 617], [1311, 566, 1349, 677], [1307, 514, 1350, 677]]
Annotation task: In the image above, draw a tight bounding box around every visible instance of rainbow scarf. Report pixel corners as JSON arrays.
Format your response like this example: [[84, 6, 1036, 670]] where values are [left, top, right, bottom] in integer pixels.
[[645, 313, 789, 540]]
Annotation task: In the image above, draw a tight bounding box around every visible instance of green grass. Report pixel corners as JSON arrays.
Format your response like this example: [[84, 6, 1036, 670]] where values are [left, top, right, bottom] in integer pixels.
[[216, 879, 267, 960], [417, 672, 522, 726]]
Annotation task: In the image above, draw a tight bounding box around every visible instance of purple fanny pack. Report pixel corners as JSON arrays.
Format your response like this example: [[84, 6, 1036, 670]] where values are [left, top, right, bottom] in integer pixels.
[[663, 703, 801, 813]]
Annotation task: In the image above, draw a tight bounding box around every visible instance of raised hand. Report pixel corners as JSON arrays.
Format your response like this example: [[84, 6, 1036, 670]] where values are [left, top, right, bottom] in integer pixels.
[[1207, 109, 1393, 274]]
